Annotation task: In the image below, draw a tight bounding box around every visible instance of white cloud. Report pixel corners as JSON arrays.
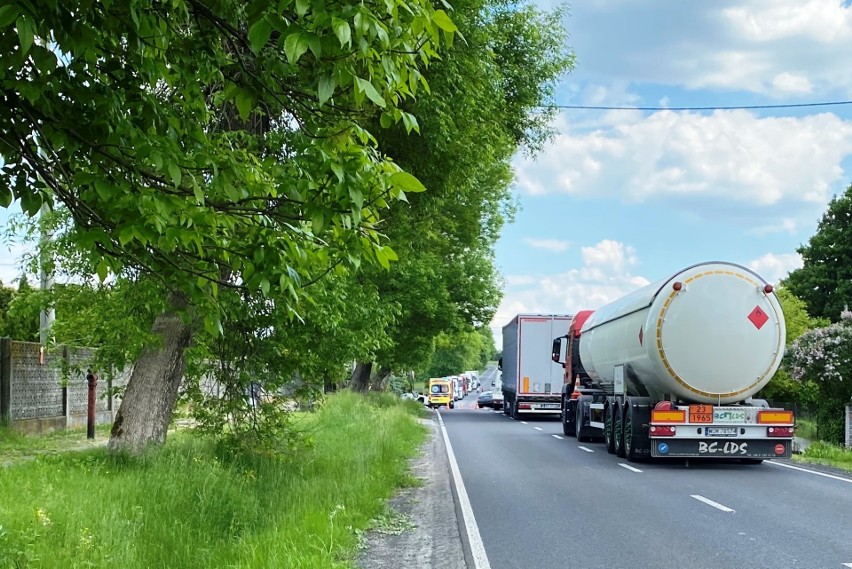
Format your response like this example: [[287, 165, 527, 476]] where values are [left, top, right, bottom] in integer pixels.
[[491, 239, 650, 345], [513, 109, 852, 231], [747, 252, 803, 284], [523, 238, 570, 252], [563, 0, 852, 96]]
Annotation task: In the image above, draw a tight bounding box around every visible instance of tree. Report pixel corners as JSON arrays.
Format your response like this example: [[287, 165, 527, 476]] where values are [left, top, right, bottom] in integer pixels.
[[349, 0, 574, 386], [784, 184, 852, 322], [785, 309, 852, 444], [1, 0, 454, 452], [0, 276, 40, 341]]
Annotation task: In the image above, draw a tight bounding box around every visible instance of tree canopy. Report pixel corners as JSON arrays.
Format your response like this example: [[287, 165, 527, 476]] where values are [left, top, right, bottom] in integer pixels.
[[784, 184, 852, 322]]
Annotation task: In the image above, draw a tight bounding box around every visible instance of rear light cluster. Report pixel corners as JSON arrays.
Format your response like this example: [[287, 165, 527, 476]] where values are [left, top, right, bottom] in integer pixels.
[[650, 425, 676, 437], [767, 426, 795, 437], [519, 403, 532, 409]]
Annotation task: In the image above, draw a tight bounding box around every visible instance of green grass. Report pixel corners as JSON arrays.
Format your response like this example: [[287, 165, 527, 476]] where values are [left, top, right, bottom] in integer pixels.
[[794, 441, 852, 473], [0, 391, 427, 568], [0, 424, 112, 463], [795, 417, 818, 441]]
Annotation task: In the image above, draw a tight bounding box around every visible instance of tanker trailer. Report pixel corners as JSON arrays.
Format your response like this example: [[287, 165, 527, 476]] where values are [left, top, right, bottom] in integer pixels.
[[551, 261, 794, 462]]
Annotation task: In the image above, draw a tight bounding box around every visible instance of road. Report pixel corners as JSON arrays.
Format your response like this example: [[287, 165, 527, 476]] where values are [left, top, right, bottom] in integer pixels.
[[442, 376, 852, 569]]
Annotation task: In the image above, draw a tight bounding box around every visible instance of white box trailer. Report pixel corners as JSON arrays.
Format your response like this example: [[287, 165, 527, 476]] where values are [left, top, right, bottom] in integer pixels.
[[501, 314, 572, 418]]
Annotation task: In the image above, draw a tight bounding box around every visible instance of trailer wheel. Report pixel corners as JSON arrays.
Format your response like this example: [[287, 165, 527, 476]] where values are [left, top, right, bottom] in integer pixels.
[[614, 403, 626, 458], [624, 400, 640, 462], [561, 398, 575, 437], [604, 403, 616, 454]]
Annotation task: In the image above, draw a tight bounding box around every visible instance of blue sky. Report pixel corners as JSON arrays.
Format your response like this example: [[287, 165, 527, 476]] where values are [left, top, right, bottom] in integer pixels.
[[492, 0, 852, 343]]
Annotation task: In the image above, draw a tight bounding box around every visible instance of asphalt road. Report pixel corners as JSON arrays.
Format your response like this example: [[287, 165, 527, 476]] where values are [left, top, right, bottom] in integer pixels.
[[441, 391, 852, 569]]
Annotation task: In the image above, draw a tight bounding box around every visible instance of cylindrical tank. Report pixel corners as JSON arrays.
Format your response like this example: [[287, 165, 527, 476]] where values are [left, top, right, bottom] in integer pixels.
[[578, 262, 785, 404]]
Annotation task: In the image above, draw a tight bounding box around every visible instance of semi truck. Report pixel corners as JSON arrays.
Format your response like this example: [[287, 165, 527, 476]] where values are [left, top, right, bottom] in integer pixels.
[[551, 261, 794, 462], [501, 314, 573, 419]]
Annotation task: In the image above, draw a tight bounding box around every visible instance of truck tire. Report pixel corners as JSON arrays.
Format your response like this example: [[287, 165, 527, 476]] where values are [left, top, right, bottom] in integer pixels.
[[575, 404, 586, 442], [741, 458, 764, 465], [614, 402, 626, 458], [561, 398, 575, 437], [604, 402, 616, 454]]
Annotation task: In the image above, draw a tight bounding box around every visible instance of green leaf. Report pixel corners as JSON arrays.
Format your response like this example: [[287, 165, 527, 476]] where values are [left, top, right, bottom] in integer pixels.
[[168, 162, 182, 187], [118, 226, 135, 246], [318, 74, 335, 105], [330, 162, 344, 182], [204, 313, 224, 337], [312, 211, 324, 233], [235, 90, 252, 120], [284, 32, 309, 64], [260, 278, 270, 296], [248, 18, 272, 53], [0, 186, 11, 208], [389, 171, 426, 193], [332, 18, 351, 48], [96, 260, 109, 282], [0, 5, 21, 28], [193, 184, 205, 204], [380, 112, 392, 128], [16, 15, 34, 56], [354, 77, 386, 108], [295, 0, 310, 16], [432, 10, 458, 33]]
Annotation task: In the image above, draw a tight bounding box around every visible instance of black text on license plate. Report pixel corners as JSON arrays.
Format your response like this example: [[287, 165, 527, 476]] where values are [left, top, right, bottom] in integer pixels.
[[538, 404, 559, 409], [705, 427, 737, 436]]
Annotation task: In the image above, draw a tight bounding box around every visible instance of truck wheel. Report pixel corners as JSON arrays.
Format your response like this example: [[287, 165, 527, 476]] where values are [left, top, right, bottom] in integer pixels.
[[561, 398, 575, 437], [614, 403, 626, 458], [741, 458, 764, 465], [604, 403, 616, 454], [624, 401, 640, 462], [575, 405, 585, 442]]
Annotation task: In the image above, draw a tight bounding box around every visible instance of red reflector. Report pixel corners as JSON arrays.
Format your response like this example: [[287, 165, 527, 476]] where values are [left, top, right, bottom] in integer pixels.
[[650, 425, 676, 436], [767, 426, 794, 437], [519, 403, 531, 409], [654, 401, 674, 411]]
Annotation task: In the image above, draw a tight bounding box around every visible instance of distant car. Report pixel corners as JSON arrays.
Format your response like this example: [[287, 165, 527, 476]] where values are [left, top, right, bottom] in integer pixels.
[[477, 391, 493, 408], [491, 390, 504, 410]]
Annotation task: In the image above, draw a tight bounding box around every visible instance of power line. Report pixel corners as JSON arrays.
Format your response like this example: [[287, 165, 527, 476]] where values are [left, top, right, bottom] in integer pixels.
[[550, 100, 852, 111]]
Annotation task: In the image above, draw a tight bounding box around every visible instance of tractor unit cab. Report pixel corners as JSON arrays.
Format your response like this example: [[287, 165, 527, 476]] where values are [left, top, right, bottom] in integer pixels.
[[552, 310, 595, 392]]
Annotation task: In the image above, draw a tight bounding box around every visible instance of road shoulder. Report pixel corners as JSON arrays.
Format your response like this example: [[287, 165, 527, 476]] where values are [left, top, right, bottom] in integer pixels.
[[357, 414, 467, 569]]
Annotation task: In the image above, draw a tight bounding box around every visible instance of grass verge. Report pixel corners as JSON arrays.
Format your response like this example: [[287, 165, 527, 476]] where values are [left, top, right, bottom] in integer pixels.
[[793, 440, 852, 473], [0, 391, 427, 568]]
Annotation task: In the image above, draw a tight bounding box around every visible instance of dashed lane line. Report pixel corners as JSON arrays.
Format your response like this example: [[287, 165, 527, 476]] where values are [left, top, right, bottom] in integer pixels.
[[552, 435, 563, 440], [578, 446, 595, 453], [618, 463, 643, 473], [533, 427, 543, 431], [690, 494, 735, 513]]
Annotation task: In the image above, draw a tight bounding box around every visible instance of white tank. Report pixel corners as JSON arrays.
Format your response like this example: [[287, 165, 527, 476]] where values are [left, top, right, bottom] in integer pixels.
[[578, 262, 785, 404]]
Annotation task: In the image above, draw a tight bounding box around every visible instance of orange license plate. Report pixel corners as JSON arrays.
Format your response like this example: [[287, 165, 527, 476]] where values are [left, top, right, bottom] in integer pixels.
[[689, 404, 713, 423]]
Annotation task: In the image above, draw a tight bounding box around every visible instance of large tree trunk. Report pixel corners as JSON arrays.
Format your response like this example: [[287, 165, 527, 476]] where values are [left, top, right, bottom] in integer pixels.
[[108, 297, 194, 454], [349, 361, 372, 393], [370, 366, 392, 391]]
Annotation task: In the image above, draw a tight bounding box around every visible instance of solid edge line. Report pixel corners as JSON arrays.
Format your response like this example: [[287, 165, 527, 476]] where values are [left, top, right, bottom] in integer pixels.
[[437, 411, 492, 569], [618, 463, 643, 473], [690, 494, 735, 513], [766, 460, 852, 484]]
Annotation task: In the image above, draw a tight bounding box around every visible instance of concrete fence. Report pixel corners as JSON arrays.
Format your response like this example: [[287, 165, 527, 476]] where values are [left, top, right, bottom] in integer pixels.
[[846, 403, 852, 449], [0, 338, 127, 435]]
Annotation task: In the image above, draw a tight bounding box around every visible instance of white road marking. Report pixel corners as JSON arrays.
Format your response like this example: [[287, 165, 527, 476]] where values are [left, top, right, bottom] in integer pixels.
[[767, 461, 852, 484], [552, 435, 563, 440], [436, 411, 492, 569], [520, 421, 528, 424], [841, 563, 852, 567], [578, 446, 594, 453], [690, 495, 735, 513], [534, 427, 543, 431], [618, 463, 643, 473]]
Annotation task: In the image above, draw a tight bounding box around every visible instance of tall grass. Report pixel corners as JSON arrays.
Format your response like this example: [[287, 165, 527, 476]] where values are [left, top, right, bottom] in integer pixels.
[[0, 391, 427, 568], [794, 440, 852, 473]]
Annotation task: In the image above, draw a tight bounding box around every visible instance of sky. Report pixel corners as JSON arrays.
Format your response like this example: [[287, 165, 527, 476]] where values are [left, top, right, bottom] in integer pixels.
[[491, 0, 852, 345]]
